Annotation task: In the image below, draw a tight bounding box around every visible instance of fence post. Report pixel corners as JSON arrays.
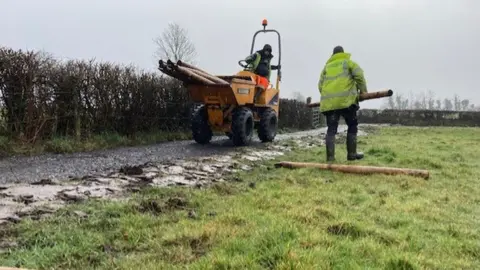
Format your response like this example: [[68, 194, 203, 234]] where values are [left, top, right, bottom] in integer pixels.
[[311, 107, 325, 128]]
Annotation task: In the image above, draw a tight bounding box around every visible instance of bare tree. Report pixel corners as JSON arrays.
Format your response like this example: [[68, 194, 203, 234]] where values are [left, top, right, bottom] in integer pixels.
[[461, 99, 470, 111], [444, 98, 453, 111], [398, 95, 409, 110], [382, 90, 477, 112], [415, 92, 427, 109], [426, 90, 435, 110], [385, 96, 396, 109], [153, 22, 197, 64], [383, 93, 409, 109], [292, 91, 306, 102]]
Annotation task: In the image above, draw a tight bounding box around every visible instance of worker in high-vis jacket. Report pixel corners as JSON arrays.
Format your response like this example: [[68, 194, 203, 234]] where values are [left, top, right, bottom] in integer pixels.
[[244, 44, 280, 89], [318, 46, 368, 162]]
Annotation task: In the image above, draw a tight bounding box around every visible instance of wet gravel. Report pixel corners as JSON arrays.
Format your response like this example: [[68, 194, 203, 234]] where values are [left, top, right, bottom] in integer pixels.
[[0, 126, 352, 184]]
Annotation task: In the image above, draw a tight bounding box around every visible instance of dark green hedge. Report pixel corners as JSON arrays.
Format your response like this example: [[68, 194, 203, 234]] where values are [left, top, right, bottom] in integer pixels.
[[0, 47, 313, 142]]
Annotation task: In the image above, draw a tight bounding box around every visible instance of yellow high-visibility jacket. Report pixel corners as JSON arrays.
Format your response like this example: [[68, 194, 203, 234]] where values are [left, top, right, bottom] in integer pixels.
[[318, 52, 367, 112]]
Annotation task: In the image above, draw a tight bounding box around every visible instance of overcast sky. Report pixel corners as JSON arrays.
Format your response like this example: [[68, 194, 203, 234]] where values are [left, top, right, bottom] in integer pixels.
[[1, 0, 479, 108]]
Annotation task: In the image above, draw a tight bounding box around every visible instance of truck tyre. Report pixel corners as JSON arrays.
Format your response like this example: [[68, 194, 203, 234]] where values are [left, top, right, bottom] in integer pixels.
[[257, 108, 278, 142], [231, 107, 254, 146], [191, 105, 212, 144]]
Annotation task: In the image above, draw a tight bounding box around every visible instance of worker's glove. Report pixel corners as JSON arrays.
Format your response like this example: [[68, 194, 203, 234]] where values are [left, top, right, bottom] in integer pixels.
[[350, 103, 360, 111]]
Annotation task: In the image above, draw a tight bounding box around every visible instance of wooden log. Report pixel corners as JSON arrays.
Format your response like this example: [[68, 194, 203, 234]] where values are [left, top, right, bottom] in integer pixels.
[[158, 60, 193, 83], [306, 89, 393, 108], [176, 60, 203, 71], [274, 161, 430, 180], [186, 67, 230, 85], [177, 60, 212, 74], [158, 60, 180, 78], [176, 65, 216, 85], [177, 60, 230, 85], [166, 59, 228, 86], [358, 89, 393, 101]]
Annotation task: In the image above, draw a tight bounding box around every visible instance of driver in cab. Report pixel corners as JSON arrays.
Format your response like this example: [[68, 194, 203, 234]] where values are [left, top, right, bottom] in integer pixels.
[[244, 44, 280, 89]]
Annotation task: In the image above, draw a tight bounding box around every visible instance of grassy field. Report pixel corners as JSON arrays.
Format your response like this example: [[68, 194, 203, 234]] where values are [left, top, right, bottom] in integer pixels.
[[1, 126, 479, 269]]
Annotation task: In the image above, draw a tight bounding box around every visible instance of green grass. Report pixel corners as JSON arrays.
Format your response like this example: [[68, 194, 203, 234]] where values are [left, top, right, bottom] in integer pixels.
[[0, 128, 297, 157], [0, 131, 191, 156], [0, 128, 303, 157], [1, 126, 479, 269]]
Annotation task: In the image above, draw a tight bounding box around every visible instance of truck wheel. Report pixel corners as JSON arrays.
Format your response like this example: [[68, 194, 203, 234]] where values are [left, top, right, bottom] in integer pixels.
[[191, 105, 212, 144], [257, 108, 278, 142], [231, 107, 254, 146]]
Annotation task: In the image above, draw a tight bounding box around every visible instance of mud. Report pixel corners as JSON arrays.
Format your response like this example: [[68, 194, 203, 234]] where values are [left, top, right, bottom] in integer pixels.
[[0, 126, 371, 225]]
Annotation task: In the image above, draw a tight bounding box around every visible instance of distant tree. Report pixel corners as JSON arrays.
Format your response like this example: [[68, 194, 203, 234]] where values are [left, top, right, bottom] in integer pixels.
[[426, 90, 435, 110], [419, 92, 427, 110], [413, 101, 422, 110], [380, 90, 477, 111], [402, 97, 410, 109], [407, 91, 415, 109], [386, 96, 395, 109], [292, 91, 306, 102], [384, 93, 409, 109], [153, 22, 197, 64], [461, 99, 470, 111], [453, 94, 461, 111], [444, 98, 453, 111]]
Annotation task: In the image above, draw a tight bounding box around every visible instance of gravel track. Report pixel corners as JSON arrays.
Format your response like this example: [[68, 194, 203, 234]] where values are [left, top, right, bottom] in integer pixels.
[[0, 126, 348, 184]]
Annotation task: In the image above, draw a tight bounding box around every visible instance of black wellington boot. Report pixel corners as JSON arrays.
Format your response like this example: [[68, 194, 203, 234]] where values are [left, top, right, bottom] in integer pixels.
[[347, 133, 364, 161], [325, 134, 336, 162]]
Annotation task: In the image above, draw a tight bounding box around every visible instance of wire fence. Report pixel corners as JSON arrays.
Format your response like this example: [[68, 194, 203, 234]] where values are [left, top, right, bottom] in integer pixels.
[[0, 47, 314, 143]]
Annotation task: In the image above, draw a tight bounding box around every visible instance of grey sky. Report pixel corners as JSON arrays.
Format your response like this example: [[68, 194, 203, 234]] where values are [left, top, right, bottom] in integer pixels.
[[1, 0, 479, 108]]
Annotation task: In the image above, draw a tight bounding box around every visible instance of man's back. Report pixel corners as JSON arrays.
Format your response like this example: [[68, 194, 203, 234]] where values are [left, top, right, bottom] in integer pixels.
[[318, 52, 367, 112]]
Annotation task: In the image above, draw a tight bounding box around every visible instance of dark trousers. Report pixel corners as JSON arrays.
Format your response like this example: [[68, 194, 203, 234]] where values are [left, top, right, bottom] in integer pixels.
[[323, 106, 359, 136]]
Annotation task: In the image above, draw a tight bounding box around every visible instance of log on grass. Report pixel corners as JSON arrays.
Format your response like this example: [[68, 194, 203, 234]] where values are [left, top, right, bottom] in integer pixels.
[[274, 161, 429, 180]]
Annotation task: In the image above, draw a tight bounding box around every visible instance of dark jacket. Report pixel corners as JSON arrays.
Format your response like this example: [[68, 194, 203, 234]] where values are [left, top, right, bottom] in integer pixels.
[[245, 50, 279, 80]]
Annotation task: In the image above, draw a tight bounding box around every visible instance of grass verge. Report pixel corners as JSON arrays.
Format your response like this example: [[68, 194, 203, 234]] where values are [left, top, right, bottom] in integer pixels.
[[0, 131, 191, 156], [0, 127, 309, 157], [1, 126, 479, 269]]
